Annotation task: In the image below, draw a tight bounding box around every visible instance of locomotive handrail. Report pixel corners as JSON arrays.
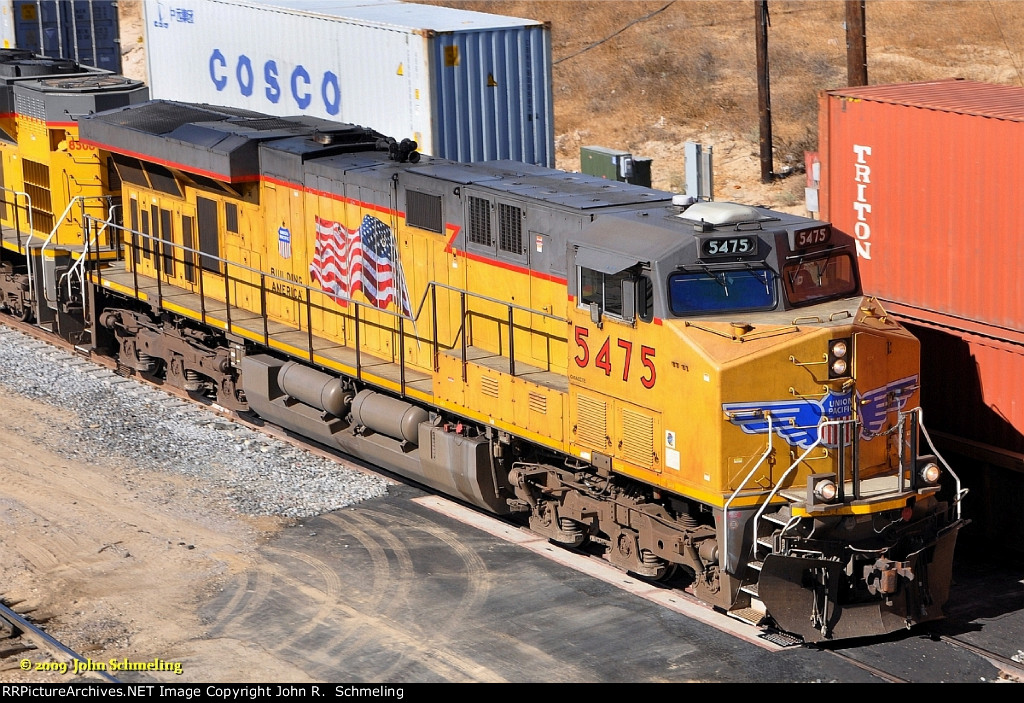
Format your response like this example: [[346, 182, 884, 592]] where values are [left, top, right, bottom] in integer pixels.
[[89, 217, 567, 327], [722, 412, 774, 565], [0, 186, 32, 252], [723, 415, 857, 566], [1, 186, 34, 298], [427, 280, 568, 324], [788, 387, 829, 400], [102, 217, 566, 324], [88, 216, 417, 319], [914, 407, 965, 521], [89, 218, 568, 394], [736, 409, 961, 569], [61, 204, 120, 317], [40, 195, 112, 305], [788, 354, 828, 368], [749, 428, 833, 561]]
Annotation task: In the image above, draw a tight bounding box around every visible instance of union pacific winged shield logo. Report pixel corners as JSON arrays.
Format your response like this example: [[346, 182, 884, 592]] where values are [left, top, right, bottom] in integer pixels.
[[722, 375, 917, 449], [857, 375, 919, 438]]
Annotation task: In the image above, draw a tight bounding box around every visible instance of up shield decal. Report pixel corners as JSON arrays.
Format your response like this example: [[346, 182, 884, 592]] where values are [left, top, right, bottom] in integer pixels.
[[723, 376, 918, 449]]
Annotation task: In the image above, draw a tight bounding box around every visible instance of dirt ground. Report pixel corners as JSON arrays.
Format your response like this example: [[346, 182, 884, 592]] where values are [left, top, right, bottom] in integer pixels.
[[0, 387, 306, 683]]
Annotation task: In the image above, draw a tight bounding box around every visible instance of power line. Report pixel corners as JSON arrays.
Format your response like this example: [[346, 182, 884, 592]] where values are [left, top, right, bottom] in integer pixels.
[[553, 1, 676, 65], [986, 0, 1024, 86]]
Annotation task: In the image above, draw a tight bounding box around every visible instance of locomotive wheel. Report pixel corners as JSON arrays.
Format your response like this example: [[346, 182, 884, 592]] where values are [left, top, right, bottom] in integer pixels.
[[14, 300, 32, 323]]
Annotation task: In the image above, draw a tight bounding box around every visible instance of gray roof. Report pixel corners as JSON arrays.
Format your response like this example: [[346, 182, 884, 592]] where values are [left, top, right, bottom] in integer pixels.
[[80, 101, 343, 181]]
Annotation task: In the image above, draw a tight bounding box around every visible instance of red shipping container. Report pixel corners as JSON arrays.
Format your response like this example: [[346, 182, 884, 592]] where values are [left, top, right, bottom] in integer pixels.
[[901, 312, 1024, 459], [818, 79, 1024, 333], [819, 79, 1024, 535]]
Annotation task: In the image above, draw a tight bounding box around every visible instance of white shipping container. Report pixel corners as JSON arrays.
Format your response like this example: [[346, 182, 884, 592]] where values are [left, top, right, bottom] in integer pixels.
[[0, 3, 13, 49], [142, 0, 554, 166]]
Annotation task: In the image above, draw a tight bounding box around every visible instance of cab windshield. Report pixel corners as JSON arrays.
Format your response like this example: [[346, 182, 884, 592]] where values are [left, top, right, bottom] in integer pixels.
[[782, 251, 858, 305], [668, 267, 777, 316]]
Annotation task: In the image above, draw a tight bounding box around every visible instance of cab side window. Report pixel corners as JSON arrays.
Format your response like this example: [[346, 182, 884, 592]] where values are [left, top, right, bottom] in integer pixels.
[[579, 266, 633, 321]]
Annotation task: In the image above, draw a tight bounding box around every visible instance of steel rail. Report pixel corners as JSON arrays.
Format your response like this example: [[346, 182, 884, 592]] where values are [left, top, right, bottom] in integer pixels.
[[0, 600, 120, 683]]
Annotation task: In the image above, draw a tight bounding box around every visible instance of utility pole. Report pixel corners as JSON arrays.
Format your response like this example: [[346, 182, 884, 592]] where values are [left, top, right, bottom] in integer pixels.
[[755, 0, 773, 183], [846, 0, 868, 86]]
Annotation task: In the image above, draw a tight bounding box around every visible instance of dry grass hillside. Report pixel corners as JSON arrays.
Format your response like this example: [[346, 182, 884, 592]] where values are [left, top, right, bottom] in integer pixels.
[[418, 0, 1024, 211], [120, 1, 1024, 212]]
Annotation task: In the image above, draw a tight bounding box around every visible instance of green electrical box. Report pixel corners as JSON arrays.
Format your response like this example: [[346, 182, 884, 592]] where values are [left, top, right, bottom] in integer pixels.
[[580, 145, 652, 187]]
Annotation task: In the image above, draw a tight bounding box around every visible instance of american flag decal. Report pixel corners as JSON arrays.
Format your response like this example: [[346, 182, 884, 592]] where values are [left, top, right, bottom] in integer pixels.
[[819, 416, 855, 448], [309, 214, 412, 316]]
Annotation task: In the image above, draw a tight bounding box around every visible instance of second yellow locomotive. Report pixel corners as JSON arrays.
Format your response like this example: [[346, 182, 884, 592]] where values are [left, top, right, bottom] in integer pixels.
[[0, 49, 146, 332], [0, 90, 965, 643]]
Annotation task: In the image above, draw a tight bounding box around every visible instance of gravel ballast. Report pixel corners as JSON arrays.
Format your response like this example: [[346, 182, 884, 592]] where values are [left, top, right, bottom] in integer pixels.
[[0, 324, 392, 518]]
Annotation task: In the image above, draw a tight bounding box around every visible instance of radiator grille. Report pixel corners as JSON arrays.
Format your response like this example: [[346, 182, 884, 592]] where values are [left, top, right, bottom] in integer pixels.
[[468, 196, 491, 246], [621, 408, 655, 469], [576, 395, 607, 449], [23, 159, 53, 234], [407, 190, 443, 233]]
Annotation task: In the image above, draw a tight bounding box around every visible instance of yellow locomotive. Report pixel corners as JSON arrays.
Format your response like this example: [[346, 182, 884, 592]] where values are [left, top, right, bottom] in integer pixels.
[[0, 85, 965, 642]]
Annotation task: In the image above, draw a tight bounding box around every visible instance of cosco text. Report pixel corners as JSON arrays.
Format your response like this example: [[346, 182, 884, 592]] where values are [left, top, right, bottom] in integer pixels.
[[209, 51, 341, 115]]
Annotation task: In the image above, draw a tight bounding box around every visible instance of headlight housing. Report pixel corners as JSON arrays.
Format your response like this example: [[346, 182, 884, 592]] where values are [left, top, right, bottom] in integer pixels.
[[828, 338, 851, 379], [814, 479, 838, 501], [807, 473, 841, 507], [919, 461, 941, 485]]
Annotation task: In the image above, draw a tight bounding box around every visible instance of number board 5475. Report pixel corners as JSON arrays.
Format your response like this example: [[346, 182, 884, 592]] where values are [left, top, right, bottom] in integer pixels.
[[791, 225, 831, 249], [700, 236, 757, 258]]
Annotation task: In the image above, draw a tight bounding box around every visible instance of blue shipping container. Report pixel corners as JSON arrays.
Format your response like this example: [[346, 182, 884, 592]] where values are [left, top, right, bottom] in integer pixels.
[[143, 0, 554, 167], [13, 0, 120, 73]]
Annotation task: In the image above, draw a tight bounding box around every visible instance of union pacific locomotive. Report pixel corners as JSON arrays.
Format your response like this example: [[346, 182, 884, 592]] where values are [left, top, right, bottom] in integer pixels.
[[0, 50, 966, 643]]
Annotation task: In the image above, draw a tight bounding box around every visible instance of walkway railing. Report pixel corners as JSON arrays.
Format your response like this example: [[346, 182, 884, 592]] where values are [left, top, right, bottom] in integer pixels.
[[83, 216, 568, 397]]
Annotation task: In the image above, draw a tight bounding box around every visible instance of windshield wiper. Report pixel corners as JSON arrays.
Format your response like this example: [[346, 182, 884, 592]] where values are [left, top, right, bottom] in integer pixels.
[[700, 265, 730, 293]]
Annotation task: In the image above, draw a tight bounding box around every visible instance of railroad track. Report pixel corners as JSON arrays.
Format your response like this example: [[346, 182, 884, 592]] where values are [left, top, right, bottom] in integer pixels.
[[820, 631, 1024, 684], [0, 599, 119, 683], [825, 650, 908, 683], [936, 634, 1024, 683]]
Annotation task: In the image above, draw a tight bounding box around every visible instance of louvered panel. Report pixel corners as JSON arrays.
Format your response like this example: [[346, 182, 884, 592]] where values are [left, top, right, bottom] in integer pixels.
[[621, 407, 655, 469], [480, 375, 500, 399], [576, 395, 607, 449], [528, 391, 547, 414], [23, 159, 54, 234]]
